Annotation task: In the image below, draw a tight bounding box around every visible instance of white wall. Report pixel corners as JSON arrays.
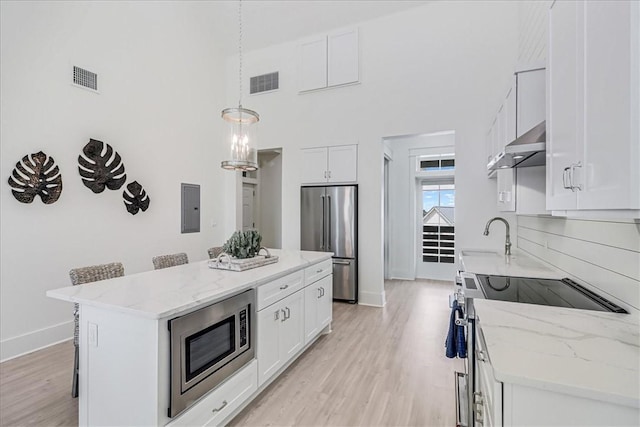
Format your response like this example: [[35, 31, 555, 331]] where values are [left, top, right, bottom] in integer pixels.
[[385, 132, 455, 281], [225, 1, 520, 305], [0, 1, 227, 361], [257, 151, 282, 249]]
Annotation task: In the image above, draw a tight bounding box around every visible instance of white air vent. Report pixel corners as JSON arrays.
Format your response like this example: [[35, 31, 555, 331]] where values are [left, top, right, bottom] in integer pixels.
[[250, 72, 279, 94], [73, 66, 98, 91]]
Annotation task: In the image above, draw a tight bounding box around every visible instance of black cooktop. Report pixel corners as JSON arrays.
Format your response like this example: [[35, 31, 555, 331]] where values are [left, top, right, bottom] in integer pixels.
[[476, 275, 627, 313]]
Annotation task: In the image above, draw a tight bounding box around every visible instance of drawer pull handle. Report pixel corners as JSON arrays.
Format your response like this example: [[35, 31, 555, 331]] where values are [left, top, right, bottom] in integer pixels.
[[316, 269, 323, 273], [212, 400, 228, 413], [280, 284, 289, 290]]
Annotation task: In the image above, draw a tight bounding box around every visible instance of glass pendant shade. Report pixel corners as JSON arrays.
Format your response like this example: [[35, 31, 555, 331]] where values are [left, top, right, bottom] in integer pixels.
[[221, 107, 259, 171]]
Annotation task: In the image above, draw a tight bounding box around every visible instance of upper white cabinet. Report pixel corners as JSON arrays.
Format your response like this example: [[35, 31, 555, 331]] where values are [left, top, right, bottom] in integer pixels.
[[328, 29, 359, 87], [299, 28, 359, 92], [547, 0, 640, 215], [299, 38, 328, 92], [301, 144, 358, 184]]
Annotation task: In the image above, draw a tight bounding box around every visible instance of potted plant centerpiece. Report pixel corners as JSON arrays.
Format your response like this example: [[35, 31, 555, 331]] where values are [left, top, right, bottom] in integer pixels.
[[210, 229, 278, 271]]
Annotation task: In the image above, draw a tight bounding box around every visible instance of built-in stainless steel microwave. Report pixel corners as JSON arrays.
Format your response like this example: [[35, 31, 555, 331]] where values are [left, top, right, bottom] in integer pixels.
[[168, 289, 255, 418]]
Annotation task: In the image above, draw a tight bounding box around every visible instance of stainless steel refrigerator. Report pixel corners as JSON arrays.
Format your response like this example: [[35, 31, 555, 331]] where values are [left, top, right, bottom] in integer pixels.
[[300, 185, 358, 303]]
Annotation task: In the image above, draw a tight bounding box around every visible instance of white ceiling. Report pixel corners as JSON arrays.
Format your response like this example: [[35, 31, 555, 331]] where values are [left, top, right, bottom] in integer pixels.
[[208, 0, 431, 55]]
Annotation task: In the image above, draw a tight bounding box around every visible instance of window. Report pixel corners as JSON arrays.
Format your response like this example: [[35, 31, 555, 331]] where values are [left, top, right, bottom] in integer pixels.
[[419, 157, 455, 172], [422, 183, 455, 263]]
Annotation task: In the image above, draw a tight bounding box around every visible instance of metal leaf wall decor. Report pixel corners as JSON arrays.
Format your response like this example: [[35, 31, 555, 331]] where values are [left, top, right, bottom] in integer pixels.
[[78, 139, 126, 193], [123, 181, 150, 215], [8, 151, 63, 204]]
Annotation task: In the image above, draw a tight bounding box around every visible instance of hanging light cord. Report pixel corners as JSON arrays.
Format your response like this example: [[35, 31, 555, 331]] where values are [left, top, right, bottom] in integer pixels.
[[238, 0, 243, 108]]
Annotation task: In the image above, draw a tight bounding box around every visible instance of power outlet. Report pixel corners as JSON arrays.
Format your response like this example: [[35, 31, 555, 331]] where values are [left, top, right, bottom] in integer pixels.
[[88, 322, 98, 347]]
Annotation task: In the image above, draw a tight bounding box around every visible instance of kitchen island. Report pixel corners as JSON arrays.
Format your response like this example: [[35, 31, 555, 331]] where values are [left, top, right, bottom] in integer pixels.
[[47, 249, 333, 427]]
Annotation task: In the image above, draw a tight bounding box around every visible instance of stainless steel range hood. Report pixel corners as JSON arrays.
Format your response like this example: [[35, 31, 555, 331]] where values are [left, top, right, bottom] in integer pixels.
[[487, 121, 546, 173]]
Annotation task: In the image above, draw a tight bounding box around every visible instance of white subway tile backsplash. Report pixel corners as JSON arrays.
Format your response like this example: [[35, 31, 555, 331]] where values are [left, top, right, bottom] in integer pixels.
[[517, 216, 640, 311]]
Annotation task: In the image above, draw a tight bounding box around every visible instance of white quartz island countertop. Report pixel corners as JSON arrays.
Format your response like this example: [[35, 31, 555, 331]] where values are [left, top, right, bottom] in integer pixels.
[[474, 299, 640, 409], [47, 249, 332, 319]]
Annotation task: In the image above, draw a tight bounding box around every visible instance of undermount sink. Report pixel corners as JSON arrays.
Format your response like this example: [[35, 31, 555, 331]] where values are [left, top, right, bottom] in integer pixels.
[[460, 248, 561, 279], [460, 249, 501, 258]]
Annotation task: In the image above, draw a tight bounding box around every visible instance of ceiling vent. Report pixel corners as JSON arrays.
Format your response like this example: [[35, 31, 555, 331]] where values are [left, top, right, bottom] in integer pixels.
[[73, 66, 98, 92], [250, 72, 279, 95]]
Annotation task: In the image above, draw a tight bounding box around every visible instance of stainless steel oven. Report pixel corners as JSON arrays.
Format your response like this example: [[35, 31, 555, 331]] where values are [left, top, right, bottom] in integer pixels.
[[168, 289, 255, 418]]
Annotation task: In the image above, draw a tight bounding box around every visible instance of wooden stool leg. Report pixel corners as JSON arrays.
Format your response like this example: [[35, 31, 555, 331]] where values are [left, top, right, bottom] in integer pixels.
[[72, 345, 79, 398]]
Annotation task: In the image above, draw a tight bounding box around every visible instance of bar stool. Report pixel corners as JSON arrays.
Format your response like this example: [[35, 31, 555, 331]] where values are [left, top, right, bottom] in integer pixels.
[[152, 252, 188, 270], [69, 262, 124, 398]]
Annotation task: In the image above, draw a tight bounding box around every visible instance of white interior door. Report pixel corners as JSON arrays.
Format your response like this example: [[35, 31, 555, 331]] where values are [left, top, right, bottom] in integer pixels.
[[242, 184, 256, 231]]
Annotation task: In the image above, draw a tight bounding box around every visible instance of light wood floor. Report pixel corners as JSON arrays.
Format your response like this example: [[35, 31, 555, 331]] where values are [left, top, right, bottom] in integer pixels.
[[0, 280, 463, 426]]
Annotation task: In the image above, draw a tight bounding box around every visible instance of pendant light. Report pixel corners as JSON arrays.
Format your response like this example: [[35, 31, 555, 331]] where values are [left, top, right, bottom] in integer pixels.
[[221, 0, 259, 171]]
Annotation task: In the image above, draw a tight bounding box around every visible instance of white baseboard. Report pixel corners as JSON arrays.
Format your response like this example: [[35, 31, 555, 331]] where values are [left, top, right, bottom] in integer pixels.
[[358, 290, 386, 307], [0, 320, 73, 362]]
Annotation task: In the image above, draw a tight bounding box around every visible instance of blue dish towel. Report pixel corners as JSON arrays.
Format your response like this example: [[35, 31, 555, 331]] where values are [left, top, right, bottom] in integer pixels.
[[445, 300, 467, 359]]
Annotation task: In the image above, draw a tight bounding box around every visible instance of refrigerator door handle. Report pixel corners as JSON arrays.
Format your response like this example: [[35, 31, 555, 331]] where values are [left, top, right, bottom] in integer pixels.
[[333, 260, 350, 265], [327, 195, 331, 251], [320, 195, 325, 250]]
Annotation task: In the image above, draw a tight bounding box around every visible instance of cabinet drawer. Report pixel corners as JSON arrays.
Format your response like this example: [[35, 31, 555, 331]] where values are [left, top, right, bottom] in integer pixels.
[[476, 328, 502, 425], [257, 270, 304, 311], [304, 259, 332, 286], [168, 360, 257, 427]]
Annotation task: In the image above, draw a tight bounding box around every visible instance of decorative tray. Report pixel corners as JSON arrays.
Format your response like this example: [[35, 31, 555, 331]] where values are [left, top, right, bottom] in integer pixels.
[[208, 249, 278, 272]]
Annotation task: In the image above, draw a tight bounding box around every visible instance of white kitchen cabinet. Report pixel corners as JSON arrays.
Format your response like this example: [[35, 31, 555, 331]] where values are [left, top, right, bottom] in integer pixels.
[[299, 28, 359, 92], [299, 37, 327, 92], [547, 0, 640, 215], [167, 361, 257, 427], [475, 329, 502, 427], [475, 321, 638, 426], [328, 28, 359, 87], [304, 274, 332, 344], [257, 289, 305, 386], [301, 144, 357, 184], [327, 144, 357, 182]]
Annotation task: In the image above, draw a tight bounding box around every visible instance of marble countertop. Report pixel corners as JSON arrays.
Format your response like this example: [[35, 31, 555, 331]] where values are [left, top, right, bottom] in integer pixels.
[[460, 248, 562, 279], [474, 299, 640, 408], [47, 249, 332, 320]]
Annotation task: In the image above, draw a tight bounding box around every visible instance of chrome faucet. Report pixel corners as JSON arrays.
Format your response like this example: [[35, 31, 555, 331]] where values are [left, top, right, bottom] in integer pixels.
[[483, 217, 512, 256]]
